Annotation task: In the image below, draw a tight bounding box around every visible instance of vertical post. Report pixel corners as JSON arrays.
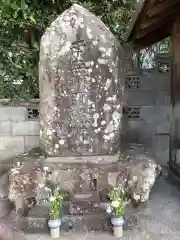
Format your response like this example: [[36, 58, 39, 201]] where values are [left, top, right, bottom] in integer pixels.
[[169, 14, 180, 171]]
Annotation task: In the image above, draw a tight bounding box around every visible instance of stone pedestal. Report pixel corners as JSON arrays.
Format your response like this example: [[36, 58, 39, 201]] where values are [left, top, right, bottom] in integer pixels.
[[43, 155, 118, 194]]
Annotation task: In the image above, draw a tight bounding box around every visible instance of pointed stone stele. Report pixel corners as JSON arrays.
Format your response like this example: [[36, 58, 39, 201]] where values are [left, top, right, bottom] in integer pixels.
[[39, 4, 125, 157]]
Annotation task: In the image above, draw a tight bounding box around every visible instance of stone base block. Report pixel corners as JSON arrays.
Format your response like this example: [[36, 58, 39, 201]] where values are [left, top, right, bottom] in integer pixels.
[[42, 156, 118, 193], [23, 214, 110, 233], [21, 204, 110, 233], [0, 198, 13, 218], [45, 155, 119, 165]]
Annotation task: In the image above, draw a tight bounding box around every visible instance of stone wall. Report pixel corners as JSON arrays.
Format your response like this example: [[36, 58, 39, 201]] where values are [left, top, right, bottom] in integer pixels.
[[0, 99, 40, 161], [124, 68, 171, 165], [0, 67, 171, 164]]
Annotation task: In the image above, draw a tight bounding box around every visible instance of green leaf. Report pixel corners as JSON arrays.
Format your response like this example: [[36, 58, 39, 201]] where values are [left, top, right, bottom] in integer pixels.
[[20, 0, 28, 9], [2, 0, 11, 6], [29, 15, 36, 24], [11, 2, 19, 10]]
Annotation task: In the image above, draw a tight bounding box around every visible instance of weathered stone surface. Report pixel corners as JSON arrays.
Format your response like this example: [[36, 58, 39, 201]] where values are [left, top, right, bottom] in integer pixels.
[[43, 164, 110, 194], [0, 199, 13, 218], [0, 172, 9, 197], [108, 172, 119, 187], [0, 219, 14, 240], [0, 107, 26, 121], [24, 136, 40, 150], [8, 165, 43, 211], [69, 191, 101, 215], [23, 204, 110, 233], [0, 121, 11, 136], [12, 121, 40, 136], [45, 155, 118, 164], [0, 136, 25, 161], [39, 4, 124, 157], [108, 144, 161, 203], [50, 169, 77, 192]]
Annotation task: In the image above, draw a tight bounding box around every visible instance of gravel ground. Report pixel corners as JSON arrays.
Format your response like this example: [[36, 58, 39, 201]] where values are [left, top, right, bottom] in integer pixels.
[[2, 177, 180, 240]]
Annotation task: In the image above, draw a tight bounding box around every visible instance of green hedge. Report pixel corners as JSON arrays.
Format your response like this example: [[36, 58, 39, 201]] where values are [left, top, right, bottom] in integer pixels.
[[0, 0, 135, 99]]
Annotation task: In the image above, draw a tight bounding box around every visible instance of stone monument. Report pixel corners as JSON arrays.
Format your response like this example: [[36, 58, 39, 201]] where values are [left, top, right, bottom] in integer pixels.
[[39, 3, 125, 157], [6, 5, 161, 232]]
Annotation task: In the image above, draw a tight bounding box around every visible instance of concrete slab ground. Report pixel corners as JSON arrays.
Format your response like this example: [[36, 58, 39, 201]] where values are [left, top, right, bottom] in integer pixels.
[[4, 177, 180, 240]]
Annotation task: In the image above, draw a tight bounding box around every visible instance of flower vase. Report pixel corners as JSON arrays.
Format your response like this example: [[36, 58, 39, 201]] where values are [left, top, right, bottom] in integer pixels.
[[111, 216, 124, 238], [48, 219, 61, 238]]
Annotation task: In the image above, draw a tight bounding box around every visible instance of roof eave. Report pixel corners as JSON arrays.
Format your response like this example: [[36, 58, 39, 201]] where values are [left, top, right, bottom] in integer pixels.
[[126, 0, 148, 43]]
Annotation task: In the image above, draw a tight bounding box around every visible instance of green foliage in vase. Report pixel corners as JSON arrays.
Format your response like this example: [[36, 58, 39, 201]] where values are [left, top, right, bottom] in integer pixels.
[[48, 188, 64, 220], [108, 186, 127, 217]]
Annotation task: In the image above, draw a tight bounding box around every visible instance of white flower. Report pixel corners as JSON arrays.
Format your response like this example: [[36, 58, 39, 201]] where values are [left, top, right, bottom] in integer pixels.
[[49, 196, 56, 202], [17, 162, 21, 167], [111, 201, 120, 208], [45, 187, 51, 192], [106, 205, 112, 214], [59, 139, 65, 145], [38, 183, 45, 188]]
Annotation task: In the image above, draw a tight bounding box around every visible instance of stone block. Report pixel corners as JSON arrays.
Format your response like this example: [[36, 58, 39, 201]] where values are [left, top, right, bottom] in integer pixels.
[[23, 205, 48, 233], [0, 121, 11, 135], [44, 163, 110, 193], [0, 136, 24, 160], [9, 165, 42, 203], [24, 205, 109, 233], [156, 121, 170, 134], [156, 92, 171, 106], [128, 121, 156, 136], [108, 172, 119, 186], [12, 121, 40, 136], [125, 89, 171, 106], [0, 172, 9, 197], [154, 135, 169, 165], [50, 169, 77, 192], [125, 91, 157, 106], [69, 200, 105, 215], [140, 106, 171, 122], [176, 150, 180, 165], [116, 145, 161, 203], [140, 72, 170, 91], [127, 120, 170, 136], [0, 199, 13, 218], [154, 73, 170, 91], [0, 107, 26, 121], [72, 192, 97, 202], [45, 155, 118, 164], [136, 74, 155, 90], [25, 136, 40, 150]]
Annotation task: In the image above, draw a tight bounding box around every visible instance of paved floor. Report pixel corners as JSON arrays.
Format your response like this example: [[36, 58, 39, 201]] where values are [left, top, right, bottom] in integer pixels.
[[3, 177, 180, 240]]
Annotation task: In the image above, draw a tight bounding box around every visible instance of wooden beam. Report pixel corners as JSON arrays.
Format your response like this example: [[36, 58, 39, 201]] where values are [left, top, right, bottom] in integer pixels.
[[136, 15, 173, 39], [172, 14, 180, 64], [171, 13, 180, 119], [146, 0, 158, 9], [169, 14, 180, 165], [147, 0, 180, 18], [140, 9, 174, 30], [131, 29, 171, 51]]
